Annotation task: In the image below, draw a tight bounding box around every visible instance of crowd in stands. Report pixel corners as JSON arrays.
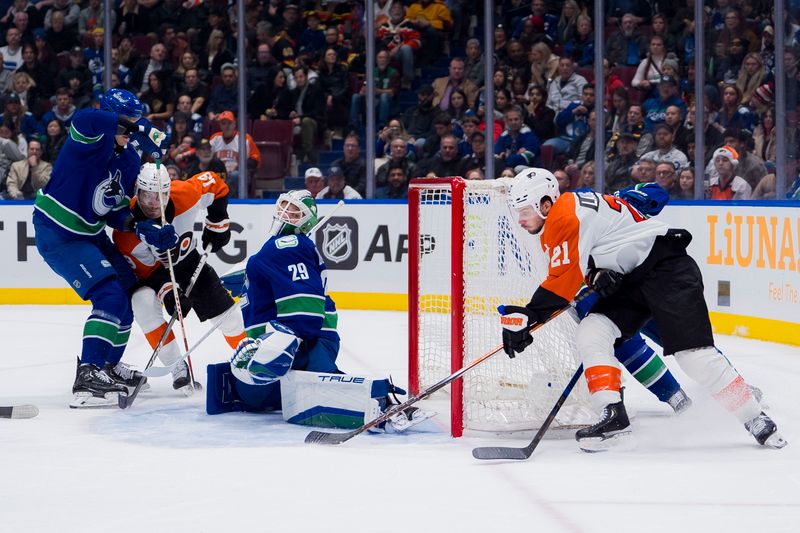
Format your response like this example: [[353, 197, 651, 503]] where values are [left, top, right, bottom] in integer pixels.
[[0, 0, 797, 201]]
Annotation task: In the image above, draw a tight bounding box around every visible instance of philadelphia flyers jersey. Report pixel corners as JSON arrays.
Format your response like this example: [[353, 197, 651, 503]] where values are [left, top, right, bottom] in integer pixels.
[[113, 171, 229, 280], [538, 190, 670, 302]]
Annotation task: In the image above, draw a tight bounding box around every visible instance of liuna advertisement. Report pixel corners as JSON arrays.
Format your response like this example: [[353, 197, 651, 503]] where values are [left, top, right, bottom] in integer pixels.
[[0, 200, 797, 345]]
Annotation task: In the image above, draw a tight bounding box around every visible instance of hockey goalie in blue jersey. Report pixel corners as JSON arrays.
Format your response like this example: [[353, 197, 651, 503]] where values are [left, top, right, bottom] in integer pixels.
[[207, 190, 433, 432], [32, 88, 174, 408]]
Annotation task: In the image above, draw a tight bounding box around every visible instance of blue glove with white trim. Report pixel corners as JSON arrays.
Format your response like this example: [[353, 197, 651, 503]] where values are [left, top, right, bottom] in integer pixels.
[[135, 219, 178, 251]]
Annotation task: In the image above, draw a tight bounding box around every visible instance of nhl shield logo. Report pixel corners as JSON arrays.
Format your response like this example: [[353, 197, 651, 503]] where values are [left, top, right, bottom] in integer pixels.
[[322, 223, 352, 264]]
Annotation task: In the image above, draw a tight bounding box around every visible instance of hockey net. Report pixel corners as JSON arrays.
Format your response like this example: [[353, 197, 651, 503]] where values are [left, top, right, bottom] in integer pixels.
[[408, 177, 593, 437]]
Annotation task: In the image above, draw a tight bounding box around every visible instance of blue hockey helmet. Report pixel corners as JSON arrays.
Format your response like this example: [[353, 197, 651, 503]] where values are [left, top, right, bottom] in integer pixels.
[[101, 88, 144, 121]]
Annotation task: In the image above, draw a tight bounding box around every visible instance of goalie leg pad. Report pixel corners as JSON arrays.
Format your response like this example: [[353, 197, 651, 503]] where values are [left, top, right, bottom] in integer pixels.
[[280, 370, 394, 429], [674, 347, 761, 423], [206, 362, 281, 415], [577, 313, 623, 411]]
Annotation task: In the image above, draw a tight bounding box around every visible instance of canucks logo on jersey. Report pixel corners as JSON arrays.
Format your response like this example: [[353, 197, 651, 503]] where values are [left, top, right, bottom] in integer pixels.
[[92, 169, 127, 217]]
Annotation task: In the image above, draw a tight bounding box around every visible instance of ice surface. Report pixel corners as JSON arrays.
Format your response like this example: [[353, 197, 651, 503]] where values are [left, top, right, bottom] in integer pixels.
[[1, 306, 798, 532]]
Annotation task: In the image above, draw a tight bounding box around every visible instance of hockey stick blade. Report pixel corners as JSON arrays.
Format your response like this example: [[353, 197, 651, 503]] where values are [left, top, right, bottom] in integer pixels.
[[118, 378, 147, 409], [0, 404, 39, 419], [472, 364, 584, 461], [304, 429, 357, 445]]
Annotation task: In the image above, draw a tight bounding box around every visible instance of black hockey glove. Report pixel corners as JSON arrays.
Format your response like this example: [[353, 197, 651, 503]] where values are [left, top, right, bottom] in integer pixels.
[[201, 218, 231, 253], [586, 268, 623, 298], [162, 286, 192, 316], [499, 305, 536, 358]]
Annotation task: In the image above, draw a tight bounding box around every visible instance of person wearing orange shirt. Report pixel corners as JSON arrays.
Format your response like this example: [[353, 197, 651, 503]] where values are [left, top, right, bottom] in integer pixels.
[[209, 110, 260, 198], [499, 168, 785, 451]]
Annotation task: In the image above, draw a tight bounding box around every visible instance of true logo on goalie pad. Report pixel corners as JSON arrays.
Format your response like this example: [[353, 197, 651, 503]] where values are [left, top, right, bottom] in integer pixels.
[[318, 375, 366, 384]]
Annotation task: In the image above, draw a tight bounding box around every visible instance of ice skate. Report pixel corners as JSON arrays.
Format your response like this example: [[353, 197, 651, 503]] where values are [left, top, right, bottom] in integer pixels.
[[745, 412, 787, 449], [667, 388, 693, 415], [104, 361, 149, 391], [575, 400, 632, 452], [172, 360, 202, 396], [71, 358, 128, 408], [387, 406, 437, 433]]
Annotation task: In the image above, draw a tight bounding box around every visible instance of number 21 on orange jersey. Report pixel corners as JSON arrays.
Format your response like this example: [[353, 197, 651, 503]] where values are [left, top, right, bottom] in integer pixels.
[[545, 241, 571, 268]]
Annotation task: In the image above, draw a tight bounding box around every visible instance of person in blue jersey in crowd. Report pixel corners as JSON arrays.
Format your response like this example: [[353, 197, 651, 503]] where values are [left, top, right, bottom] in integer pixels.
[[208, 190, 433, 432], [32, 88, 174, 408]]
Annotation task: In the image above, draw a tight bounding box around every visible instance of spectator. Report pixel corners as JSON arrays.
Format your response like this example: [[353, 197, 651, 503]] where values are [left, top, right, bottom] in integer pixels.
[[403, 84, 437, 141], [167, 133, 195, 173], [83, 27, 105, 88], [375, 160, 409, 199], [290, 65, 325, 164], [654, 161, 681, 198], [131, 42, 170, 95], [602, 58, 625, 111], [546, 55, 587, 114], [57, 46, 91, 94], [331, 134, 366, 196], [605, 131, 638, 192], [181, 67, 208, 116], [46, 10, 78, 55], [297, 11, 326, 62], [446, 88, 470, 132], [606, 13, 647, 67], [753, 108, 775, 163], [40, 88, 75, 130], [606, 2, 650, 26], [406, 0, 453, 62], [621, 104, 653, 156], [676, 167, 695, 200], [172, 50, 199, 89], [495, 106, 540, 167], [513, 0, 557, 44], [716, 8, 759, 54], [0, 27, 22, 71], [516, 14, 551, 50], [209, 110, 260, 197], [376, 135, 417, 186], [13, 11, 33, 46], [631, 158, 656, 183], [169, 94, 203, 137], [350, 49, 399, 133], [493, 24, 508, 63], [277, 3, 303, 42], [247, 43, 276, 98], [322, 26, 348, 64], [420, 113, 453, 159], [317, 47, 349, 135], [564, 14, 594, 66], [710, 128, 767, 189], [501, 39, 530, 84], [317, 165, 363, 199], [566, 109, 597, 169], [575, 159, 596, 189], [555, 0, 579, 45], [1, 0, 39, 30], [43, 0, 80, 30], [207, 63, 239, 119], [545, 83, 594, 155], [378, 2, 421, 89], [182, 138, 227, 181], [79, 0, 115, 36], [41, 118, 65, 162], [642, 123, 689, 169], [249, 68, 292, 121], [709, 145, 751, 200], [17, 43, 51, 100], [712, 84, 754, 133], [664, 105, 689, 154], [650, 13, 677, 54], [684, 104, 723, 164], [475, 68, 509, 112], [456, 114, 479, 154], [0, 92, 37, 140], [5, 138, 50, 200], [303, 166, 325, 198], [0, 55, 12, 94], [554, 168, 571, 192], [632, 35, 668, 94], [416, 133, 461, 177], [463, 38, 485, 88], [0, 126, 25, 194], [607, 86, 629, 135], [525, 84, 555, 142], [140, 71, 174, 122], [432, 57, 479, 111], [643, 76, 687, 131], [199, 29, 234, 80], [464, 168, 484, 180], [458, 130, 497, 176], [33, 28, 55, 67], [736, 52, 769, 107], [529, 42, 559, 87]]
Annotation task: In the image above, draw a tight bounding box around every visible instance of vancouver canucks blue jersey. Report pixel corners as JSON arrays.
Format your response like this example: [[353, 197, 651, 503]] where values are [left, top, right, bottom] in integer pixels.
[[33, 109, 142, 236], [242, 233, 339, 343]]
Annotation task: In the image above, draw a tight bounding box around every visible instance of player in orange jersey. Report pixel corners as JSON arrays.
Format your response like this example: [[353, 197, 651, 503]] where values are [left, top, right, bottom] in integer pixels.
[[499, 168, 786, 451], [113, 163, 246, 394]]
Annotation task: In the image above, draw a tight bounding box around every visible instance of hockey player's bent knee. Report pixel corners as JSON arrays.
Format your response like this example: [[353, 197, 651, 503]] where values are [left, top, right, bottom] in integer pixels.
[[577, 314, 623, 409], [131, 286, 165, 331], [86, 277, 133, 325]]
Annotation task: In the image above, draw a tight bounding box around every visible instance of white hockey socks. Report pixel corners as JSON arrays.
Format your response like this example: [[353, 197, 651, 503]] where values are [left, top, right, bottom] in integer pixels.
[[674, 347, 762, 423], [209, 304, 246, 349], [577, 314, 623, 411]]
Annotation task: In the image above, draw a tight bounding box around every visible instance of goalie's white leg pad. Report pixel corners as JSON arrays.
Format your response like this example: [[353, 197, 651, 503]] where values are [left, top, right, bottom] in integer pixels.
[[674, 347, 762, 423], [280, 370, 390, 429]]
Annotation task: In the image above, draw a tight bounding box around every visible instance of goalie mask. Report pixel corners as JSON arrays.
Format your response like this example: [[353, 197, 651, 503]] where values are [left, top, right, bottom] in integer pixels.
[[135, 163, 171, 219], [508, 167, 560, 220], [269, 190, 318, 236]]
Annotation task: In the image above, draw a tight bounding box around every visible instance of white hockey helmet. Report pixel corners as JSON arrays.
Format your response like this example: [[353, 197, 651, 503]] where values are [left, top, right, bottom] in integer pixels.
[[269, 190, 318, 236], [508, 167, 560, 219]]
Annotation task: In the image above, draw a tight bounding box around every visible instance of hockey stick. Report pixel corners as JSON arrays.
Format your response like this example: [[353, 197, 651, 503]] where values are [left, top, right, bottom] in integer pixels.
[[119, 246, 211, 409], [305, 299, 583, 446], [0, 405, 39, 419], [471, 364, 584, 460], [142, 299, 243, 377]]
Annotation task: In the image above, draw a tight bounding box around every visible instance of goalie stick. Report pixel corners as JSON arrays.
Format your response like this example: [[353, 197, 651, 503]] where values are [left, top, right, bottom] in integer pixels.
[[471, 364, 583, 460], [119, 245, 211, 409], [0, 405, 39, 419], [305, 296, 588, 446]]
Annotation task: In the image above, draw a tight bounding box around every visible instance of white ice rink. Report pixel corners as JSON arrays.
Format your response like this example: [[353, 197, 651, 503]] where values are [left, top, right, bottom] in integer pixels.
[[1, 306, 798, 533]]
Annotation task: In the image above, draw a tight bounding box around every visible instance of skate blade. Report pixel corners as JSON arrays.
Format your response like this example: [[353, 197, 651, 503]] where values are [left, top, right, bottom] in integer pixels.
[[764, 432, 788, 449], [577, 430, 633, 453], [70, 391, 126, 409], [177, 381, 203, 397]]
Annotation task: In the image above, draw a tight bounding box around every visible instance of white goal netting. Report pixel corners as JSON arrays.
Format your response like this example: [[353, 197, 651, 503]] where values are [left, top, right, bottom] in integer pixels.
[[410, 178, 593, 435]]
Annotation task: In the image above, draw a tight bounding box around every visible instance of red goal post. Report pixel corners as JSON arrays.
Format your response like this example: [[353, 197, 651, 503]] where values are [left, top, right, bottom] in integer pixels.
[[408, 177, 592, 437]]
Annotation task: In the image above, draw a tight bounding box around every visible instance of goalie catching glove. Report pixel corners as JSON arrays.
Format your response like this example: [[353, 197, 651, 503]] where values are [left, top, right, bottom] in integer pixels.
[[499, 305, 537, 358]]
